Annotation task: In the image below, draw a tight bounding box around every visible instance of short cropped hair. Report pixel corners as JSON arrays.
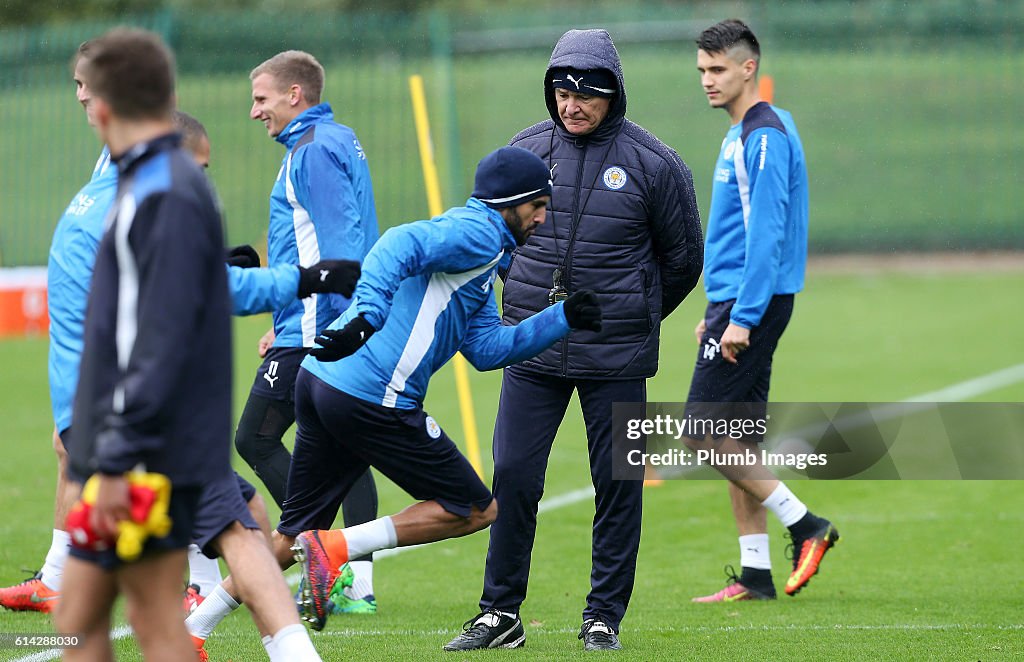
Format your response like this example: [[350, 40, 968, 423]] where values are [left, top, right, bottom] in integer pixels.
[[69, 39, 94, 75], [249, 50, 324, 105], [697, 19, 761, 65], [173, 110, 208, 155], [80, 28, 175, 120]]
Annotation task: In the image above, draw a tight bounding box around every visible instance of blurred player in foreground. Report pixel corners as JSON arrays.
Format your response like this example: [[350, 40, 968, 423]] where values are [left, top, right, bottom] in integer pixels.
[[54, 29, 323, 661]]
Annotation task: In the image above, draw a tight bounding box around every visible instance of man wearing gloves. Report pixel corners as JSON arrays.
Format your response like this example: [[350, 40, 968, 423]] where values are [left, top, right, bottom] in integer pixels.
[[179, 146, 604, 639], [448, 28, 704, 652]]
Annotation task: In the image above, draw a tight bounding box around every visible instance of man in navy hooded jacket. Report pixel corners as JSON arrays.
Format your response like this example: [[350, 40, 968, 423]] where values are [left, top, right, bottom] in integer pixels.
[[447, 29, 703, 652]]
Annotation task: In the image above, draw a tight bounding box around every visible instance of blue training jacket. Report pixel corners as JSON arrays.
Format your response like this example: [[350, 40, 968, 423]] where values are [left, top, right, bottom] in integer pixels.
[[302, 198, 572, 409], [227, 262, 301, 316], [70, 134, 232, 484], [47, 148, 117, 433], [245, 103, 378, 346], [704, 102, 809, 328]]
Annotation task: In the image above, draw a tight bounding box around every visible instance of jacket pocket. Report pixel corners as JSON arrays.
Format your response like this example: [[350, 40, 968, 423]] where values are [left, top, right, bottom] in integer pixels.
[[639, 265, 653, 331]]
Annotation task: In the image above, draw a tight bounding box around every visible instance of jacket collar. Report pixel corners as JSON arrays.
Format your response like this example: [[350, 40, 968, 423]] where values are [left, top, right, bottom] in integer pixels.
[[113, 132, 181, 175], [467, 197, 518, 251], [276, 103, 333, 149]]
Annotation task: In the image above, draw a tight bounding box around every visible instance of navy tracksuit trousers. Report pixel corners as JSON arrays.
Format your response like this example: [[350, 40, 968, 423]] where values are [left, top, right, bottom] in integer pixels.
[[479, 364, 644, 632]]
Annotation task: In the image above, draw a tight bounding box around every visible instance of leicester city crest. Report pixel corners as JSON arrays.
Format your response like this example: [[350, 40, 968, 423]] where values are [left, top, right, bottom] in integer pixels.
[[603, 166, 627, 190], [425, 415, 442, 439]]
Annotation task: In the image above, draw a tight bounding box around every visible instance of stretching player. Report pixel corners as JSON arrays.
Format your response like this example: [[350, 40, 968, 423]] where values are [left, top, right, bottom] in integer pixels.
[[185, 147, 603, 650]]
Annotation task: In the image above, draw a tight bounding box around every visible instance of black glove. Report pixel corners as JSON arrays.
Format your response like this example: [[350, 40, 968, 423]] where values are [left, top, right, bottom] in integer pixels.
[[309, 315, 376, 362], [226, 244, 260, 268], [297, 259, 361, 298], [563, 289, 602, 332]]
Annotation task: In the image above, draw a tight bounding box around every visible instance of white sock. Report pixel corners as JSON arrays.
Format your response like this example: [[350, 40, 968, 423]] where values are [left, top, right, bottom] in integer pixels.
[[40, 529, 71, 591], [761, 482, 808, 528], [186, 585, 239, 639], [262, 634, 276, 658], [343, 517, 397, 560], [345, 560, 374, 599], [187, 544, 223, 596], [738, 534, 771, 570], [271, 624, 321, 661]]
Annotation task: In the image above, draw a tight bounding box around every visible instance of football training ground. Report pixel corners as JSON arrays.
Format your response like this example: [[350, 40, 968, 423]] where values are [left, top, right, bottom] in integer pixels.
[[1, 262, 1022, 661]]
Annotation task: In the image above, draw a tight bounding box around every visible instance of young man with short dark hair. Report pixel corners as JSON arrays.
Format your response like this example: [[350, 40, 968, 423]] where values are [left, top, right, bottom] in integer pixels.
[[688, 19, 839, 603]]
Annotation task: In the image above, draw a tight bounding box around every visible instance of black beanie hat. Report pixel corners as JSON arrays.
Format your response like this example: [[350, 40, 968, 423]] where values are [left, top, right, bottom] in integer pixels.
[[549, 67, 617, 98], [472, 146, 553, 209]]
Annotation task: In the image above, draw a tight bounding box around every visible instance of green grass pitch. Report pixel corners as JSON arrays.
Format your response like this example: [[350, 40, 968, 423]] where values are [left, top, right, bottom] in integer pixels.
[[1, 265, 1022, 660]]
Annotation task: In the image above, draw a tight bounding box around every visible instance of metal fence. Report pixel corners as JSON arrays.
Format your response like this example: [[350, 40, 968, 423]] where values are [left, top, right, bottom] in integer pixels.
[[1, 1, 1022, 266]]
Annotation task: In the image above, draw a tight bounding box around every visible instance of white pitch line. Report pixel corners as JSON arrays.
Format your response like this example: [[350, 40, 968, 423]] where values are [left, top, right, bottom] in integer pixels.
[[306, 622, 1024, 638], [902, 362, 1024, 402], [306, 485, 596, 567], [15, 363, 1024, 662]]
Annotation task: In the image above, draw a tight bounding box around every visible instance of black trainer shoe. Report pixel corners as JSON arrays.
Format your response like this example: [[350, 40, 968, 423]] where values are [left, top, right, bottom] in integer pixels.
[[579, 619, 621, 651], [443, 609, 525, 651]]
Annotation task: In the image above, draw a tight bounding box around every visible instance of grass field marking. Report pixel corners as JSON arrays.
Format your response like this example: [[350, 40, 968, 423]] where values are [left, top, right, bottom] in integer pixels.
[[367, 487, 597, 563], [303, 622, 1024, 638], [901, 362, 1024, 403], [660, 361, 1024, 479], [12, 622, 1023, 661], [759, 360, 1024, 443], [13, 363, 1024, 662]]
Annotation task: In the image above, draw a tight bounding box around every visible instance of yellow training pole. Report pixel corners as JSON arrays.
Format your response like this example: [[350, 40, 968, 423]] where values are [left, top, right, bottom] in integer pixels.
[[408, 74, 485, 479]]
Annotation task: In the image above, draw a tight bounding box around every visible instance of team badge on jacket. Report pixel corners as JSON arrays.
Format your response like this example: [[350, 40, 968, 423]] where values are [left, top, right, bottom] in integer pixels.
[[603, 166, 627, 190]]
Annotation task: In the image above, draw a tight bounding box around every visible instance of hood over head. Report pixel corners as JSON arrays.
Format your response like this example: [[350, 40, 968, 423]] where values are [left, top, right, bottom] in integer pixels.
[[544, 29, 626, 138]]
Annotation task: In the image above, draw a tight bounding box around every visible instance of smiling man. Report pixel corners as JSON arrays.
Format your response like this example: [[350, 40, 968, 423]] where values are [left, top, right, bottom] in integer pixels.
[[231, 50, 382, 614], [447, 29, 704, 653]]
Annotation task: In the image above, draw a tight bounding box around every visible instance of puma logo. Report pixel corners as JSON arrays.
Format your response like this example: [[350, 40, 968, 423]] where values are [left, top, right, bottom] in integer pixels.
[[263, 360, 280, 388], [566, 74, 583, 89]]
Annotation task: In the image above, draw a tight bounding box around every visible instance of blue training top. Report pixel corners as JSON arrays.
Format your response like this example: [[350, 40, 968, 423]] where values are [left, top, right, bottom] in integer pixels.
[[704, 102, 809, 329], [241, 103, 379, 347], [302, 198, 572, 409], [47, 148, 117, 433]]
